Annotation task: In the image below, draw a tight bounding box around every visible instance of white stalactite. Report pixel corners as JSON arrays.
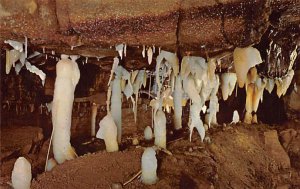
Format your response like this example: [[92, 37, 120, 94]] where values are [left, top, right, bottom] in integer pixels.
[[6, 49, 21, 74], [220, 73, 237, 100], [108, 57, 119, 86], [265, 78, 275, 94], [233, 47, 262, 88], [11, 157, 31, 189], [142, 45, 146, 58], [4, 40, 23, 52], [115, 44, 124, 59], [25, 61, 46, 85], [52, 57, 80, 164], [147, 47, 153, 65]]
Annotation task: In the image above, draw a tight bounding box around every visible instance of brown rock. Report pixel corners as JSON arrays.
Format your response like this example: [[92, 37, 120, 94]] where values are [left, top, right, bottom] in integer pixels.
[[279, 129, 297, 149], [264, 130, 291, 169]]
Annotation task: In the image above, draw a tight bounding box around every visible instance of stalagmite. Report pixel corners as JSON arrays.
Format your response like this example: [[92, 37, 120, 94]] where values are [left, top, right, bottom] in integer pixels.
[[220, 73, 237, 100], [233, 47, 263, 88], [52, 57, 80, 164], [244, 83, 254, 124], [144, 126, 153, 140], [189, 102, 205, 142], [111, 77, 122, 143], [11, 157, 31, 189], [150, 98, 160, 128], [46, 158, 57, 172], [96, 113, 119, 152], [231, 110, 240, 124], [91, 103, 98, 137], [141, 147, 158, 185], [154, 110, 166, 149], [207, 95, 219, 128]]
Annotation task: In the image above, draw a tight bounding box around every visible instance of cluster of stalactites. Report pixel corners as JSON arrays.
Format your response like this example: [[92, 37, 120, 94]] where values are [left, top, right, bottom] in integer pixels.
[[233, 46, 297, 124]]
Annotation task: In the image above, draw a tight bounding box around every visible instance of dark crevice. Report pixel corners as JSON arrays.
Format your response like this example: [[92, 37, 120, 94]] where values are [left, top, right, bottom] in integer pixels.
[[175, 1, 182, 60]]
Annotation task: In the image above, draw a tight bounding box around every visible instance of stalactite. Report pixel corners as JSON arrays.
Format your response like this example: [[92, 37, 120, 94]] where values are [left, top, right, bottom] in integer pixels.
[[233, 47, 262, 88]]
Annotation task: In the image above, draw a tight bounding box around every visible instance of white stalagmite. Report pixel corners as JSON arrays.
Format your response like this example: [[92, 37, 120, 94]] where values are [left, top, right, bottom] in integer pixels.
[[91, 103, 98, 137], [144, 126, 153, 140], [141, 147, 158, 185], [52, 57, 80, 164], [111, 77, 122, 143], [96, 113, 119, 152], [189, 102, 205, 142], [46, 158, 57, 172], [231, 110, 240, 124], [207, 95, 219, 128], [150, 98, 160, 128], [220, 73, 237, 100], [154, 110, 166, 149], [11, 157, 31, 189], [244, 83, 254, 124], [173, 75, 183, 129], [233, 47, 262, 88]]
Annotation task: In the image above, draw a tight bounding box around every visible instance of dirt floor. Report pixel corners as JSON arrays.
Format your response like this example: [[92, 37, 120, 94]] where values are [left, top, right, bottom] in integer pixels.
[[1, 107, 300, 189]]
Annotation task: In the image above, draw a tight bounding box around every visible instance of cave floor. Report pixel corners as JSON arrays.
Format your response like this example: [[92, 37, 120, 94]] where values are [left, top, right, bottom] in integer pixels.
[[1, 119, 300, 189]]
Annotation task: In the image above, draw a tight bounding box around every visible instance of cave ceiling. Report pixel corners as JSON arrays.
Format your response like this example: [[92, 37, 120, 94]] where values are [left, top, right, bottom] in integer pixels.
[[0, 0, 299, 69]]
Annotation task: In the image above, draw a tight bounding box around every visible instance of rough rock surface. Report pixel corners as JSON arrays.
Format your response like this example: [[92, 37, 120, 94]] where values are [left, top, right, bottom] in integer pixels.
[[264, 130, 291, 169]]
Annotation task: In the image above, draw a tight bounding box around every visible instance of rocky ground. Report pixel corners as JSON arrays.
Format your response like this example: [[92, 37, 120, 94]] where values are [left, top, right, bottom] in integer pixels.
[[1, 109, 300, 189]]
